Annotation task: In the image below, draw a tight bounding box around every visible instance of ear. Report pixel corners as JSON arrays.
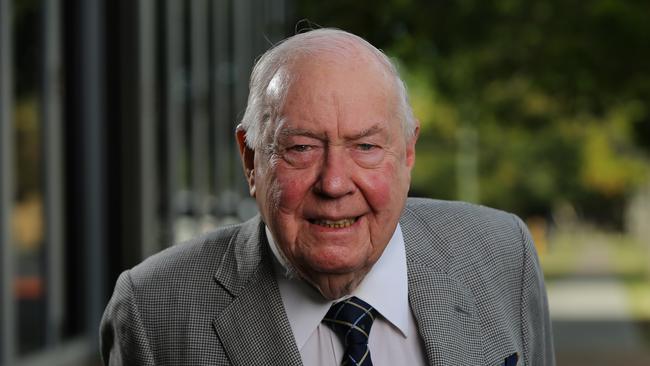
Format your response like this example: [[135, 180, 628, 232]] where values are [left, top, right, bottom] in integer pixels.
[[406, 120, 420, 169], [236, 125, 257, 197]]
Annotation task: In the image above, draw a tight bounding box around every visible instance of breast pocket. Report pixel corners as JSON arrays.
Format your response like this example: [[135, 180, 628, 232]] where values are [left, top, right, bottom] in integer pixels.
[[498, 352, 518, 366]]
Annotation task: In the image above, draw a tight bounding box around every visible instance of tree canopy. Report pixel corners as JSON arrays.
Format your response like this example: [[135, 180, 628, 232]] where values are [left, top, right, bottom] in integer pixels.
[[293, 0, 650, 228]]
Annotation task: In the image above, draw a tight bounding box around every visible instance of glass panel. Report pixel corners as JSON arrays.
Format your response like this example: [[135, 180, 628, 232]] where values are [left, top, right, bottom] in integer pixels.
[[173, 0, 197, 242], [61, 0, 86, 341], [12, 0, 46, 355]]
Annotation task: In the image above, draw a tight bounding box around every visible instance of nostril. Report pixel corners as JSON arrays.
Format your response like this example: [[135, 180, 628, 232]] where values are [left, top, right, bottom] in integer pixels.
[[314, 175, 354, 198]]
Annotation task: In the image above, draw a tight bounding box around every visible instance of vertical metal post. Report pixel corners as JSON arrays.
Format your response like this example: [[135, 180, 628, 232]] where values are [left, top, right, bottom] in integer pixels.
[[137, 0, 159, 258], [211, 0, 233, 210], [42, 0, 64, 347], [232, 0, 253, 120], [232, 0, 255, 198], [0, 0, 15, 363], [80, 0, 106, 345], [164, 0, 184, 244], [190, 0, 210, 219]]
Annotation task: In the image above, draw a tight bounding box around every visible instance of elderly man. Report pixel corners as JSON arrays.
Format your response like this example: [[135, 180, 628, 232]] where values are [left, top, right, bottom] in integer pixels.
[[100, 29, 554, 366]]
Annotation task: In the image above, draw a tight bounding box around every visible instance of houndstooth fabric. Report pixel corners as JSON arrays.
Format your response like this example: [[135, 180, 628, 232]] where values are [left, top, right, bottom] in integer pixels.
[[100, 198, 555, 365], [323, 297, 378, 366]]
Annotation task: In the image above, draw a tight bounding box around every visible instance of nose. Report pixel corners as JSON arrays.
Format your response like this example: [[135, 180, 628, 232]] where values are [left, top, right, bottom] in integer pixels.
[[313, 146, 356, 198]]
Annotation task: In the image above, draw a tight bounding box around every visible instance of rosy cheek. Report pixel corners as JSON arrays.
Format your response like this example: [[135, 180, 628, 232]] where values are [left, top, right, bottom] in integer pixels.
[[360, 170, 393, 208], [359, 157, 411, 210], [274, 169, 315, 210]]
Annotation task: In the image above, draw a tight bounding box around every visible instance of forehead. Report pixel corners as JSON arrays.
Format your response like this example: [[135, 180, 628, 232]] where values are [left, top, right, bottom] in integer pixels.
[[274, 53, 399, 137]]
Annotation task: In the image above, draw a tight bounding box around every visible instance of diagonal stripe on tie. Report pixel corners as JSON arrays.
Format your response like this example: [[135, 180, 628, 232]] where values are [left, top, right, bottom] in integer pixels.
[[323, 296, 378, 366]]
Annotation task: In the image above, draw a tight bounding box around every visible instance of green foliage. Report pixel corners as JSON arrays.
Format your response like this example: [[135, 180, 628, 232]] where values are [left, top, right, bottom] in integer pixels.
[[294, 0, 650, 224]]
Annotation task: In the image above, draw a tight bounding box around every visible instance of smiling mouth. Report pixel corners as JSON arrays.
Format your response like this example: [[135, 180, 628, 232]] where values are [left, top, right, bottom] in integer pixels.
[[309, 217, 359, 228]]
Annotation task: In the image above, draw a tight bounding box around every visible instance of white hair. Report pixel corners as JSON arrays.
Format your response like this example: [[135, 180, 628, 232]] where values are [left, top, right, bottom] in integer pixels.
[[239, 28, 416, 150]]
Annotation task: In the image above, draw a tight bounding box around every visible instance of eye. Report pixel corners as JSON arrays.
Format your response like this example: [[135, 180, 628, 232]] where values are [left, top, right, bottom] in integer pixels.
[[351, 142, 384, 168], [357, 143, 377, 151], [282, 143, 321, 168], [289, 144, 312, 152]]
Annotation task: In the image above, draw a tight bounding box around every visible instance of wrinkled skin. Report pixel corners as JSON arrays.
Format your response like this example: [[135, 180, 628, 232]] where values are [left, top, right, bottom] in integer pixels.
[[237, 49, 419, 300]]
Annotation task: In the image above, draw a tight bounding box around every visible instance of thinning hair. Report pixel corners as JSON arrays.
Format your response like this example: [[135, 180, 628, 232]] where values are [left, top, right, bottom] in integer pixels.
[[239, 28, 416, 150]]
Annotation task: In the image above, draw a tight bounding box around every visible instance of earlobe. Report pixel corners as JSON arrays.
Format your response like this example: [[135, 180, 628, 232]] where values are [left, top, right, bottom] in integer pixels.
[[248, 169, 256, 197], [406, 122, 420, 169], [235, 125, 257, 197]]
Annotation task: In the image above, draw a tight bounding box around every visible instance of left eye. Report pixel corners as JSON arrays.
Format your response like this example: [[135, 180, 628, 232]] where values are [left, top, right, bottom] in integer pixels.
[[357, 143, 376, 151], [289, 145, 312, 152]]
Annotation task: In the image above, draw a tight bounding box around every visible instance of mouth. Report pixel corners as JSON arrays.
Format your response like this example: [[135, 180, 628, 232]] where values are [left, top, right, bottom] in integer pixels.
[[308, 216, 360, 228]]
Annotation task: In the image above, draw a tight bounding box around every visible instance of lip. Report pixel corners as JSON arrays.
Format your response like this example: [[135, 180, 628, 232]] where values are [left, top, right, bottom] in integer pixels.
[[306, 214, 364, 232]]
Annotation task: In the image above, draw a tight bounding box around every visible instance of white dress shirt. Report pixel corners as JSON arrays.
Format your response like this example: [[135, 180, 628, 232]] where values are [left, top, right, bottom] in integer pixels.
[[266, 224, 427, 366]]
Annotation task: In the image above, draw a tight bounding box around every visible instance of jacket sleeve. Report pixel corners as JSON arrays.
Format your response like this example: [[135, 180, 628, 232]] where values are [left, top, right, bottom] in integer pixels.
[[100, 270, 156, 366], [513, 215, 556, 366]]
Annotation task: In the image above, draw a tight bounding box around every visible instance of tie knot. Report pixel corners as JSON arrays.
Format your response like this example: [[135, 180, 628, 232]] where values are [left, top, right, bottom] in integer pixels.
[[323, 296, 378, 346]]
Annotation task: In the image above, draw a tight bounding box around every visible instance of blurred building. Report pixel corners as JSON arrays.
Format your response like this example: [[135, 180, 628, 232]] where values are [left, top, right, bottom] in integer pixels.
[[0, 0, 289, 365], [3, 1, 650, 366]]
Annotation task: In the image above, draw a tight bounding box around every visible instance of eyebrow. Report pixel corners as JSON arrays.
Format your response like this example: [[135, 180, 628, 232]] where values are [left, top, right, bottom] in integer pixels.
[[277, 123, 385, 141], [346, 124, 384, 140], [277, 127, 327, 141]]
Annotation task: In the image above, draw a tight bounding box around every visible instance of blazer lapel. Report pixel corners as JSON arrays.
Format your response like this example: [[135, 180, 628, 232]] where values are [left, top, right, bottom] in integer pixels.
[[212, 217, 302, 366], [401, 207, 484, 365]]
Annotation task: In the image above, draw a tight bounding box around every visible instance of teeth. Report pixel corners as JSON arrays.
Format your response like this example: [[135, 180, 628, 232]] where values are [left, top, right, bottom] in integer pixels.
[[313, 217, 357, 228]]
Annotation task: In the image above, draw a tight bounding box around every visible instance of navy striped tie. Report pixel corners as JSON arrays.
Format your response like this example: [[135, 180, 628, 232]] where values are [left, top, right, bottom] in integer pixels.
[[323, 296, 378, 366]]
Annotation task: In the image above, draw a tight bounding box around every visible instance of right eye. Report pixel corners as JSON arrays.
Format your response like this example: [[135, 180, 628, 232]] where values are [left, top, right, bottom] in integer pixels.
[[281, 144, 321, 168], [289, 145, 312, 152]]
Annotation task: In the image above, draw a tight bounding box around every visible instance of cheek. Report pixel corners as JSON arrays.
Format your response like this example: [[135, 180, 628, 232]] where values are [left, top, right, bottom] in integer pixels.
[[360, 170, 394, 208], [271, 169, 315, 211], [359, 162, 409, 210]]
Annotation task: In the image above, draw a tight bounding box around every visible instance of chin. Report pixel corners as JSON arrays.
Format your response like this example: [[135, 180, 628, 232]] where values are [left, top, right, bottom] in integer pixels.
[[306, 259, 360, 275], [304, 267, 369, 300], [302, 251, 370, 276]]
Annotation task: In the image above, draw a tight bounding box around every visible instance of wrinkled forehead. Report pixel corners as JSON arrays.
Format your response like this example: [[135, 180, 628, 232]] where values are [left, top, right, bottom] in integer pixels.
[[270, 58, 398, 138]]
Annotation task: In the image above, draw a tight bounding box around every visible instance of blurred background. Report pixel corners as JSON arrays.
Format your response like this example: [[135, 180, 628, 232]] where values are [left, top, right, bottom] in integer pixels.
[[0, 0, 648, 365]]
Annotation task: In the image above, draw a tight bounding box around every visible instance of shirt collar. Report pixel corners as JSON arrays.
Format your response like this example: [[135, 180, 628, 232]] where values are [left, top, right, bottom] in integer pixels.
[[266, 224, 410, 349]]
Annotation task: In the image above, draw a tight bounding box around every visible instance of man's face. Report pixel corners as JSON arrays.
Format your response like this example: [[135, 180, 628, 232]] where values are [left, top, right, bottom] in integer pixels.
[[239, 53, 418, 299]]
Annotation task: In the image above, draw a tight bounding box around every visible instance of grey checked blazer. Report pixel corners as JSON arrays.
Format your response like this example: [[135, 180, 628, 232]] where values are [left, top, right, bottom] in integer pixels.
[[100, 198, 555, 365]]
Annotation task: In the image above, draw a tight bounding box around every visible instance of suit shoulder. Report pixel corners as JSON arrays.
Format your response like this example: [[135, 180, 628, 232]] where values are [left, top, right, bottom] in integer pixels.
[[402, 197, 529, 267], [102, 221, 256, 365], [404, 197, 517, 233]]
